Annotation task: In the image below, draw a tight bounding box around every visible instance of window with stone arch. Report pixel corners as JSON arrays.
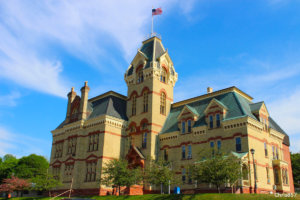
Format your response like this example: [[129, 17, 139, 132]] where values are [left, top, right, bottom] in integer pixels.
[[143, 90, 148, 113], [160, 67, 167, 83], [132, 94, 137, 116], [136, 67, 144, 83], [160, 92, 166, 115]]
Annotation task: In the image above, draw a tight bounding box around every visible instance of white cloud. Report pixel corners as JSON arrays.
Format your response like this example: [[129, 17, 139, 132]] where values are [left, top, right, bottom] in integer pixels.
[[0, 126, 50, 158], [0, 0, 197, 98], [0, 91, 21, 107], [268, 89, 300, 135]]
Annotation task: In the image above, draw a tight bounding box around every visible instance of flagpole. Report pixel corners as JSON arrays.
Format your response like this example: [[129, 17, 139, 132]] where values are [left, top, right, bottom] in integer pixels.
[[151, 7, 153, 36]]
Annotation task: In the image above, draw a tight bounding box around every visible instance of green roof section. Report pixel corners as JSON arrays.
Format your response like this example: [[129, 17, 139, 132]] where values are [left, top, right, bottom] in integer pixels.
[[185, 104, 199, 116], [231, 151, 248, 159], [249, 101, 264, 112], [269, 117, 289, 146], [160, 88, 290, 146], [161, 92, 246, 134], [213, 98, 229, 110]]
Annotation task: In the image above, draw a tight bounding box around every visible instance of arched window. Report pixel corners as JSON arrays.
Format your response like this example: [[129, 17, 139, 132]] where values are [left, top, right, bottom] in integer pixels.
[[216, 114, 220, 127], [132, 94, 136, 116], [160, 92, 166, 115], [143, 91, 148, 113], [209, 115, 213, 128], [160, 67, 167, 83], [164, 149, 168, 161], [142, 132, 147, 148], [137, 68, 143, 83], [242, 164, 249, 180]]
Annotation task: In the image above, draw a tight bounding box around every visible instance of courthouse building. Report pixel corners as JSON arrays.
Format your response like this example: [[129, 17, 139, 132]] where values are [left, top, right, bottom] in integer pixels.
[[49, 35, 294, 195]]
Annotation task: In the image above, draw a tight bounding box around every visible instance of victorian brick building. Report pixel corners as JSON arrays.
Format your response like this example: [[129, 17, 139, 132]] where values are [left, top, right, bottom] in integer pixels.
[[49, 36, 294, 195]]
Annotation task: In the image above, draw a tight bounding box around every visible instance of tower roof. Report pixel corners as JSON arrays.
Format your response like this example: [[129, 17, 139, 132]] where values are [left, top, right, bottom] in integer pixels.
[[126, 36, 171, 76]]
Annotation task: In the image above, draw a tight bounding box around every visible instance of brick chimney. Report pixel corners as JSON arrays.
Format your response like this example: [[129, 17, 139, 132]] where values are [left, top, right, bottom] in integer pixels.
[[66, 87, 76, 122], [79, 81, 90, 120], [207, 87, 213, 94]]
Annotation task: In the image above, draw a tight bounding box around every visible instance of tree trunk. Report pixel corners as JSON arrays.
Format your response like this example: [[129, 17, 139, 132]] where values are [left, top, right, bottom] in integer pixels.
[[217, 186, 220, 193], [119, 185, 121, 196]]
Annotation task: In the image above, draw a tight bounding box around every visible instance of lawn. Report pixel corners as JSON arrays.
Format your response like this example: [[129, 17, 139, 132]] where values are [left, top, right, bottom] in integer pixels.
[[1, 194, 299, 200]]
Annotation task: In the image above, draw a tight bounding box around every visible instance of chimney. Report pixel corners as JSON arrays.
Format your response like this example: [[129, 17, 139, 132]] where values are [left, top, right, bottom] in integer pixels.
[[66, 87, 77, 122], [79, 81, 90, 120], [207, 87, 213, 94]]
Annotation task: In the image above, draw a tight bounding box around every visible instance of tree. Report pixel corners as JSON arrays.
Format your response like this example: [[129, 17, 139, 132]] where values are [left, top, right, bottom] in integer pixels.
[[191, 152, 241, 193], [0, 154, 18, 183], [0, 176, 30, 197], [291, 153, 300, 188], [101, 159, 142, 195], [31, 174, 61, 196], [144, 159, 177, 194], [223, 154, 242, 193], [15, 154, 49, 179]]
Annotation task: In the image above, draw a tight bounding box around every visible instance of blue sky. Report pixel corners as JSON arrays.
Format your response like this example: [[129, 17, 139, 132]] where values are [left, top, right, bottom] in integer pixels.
[[0, 0, 300, 159]]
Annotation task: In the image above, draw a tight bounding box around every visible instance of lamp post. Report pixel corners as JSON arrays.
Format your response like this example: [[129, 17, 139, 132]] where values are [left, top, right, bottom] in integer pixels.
[[250, 148, 257, 193]]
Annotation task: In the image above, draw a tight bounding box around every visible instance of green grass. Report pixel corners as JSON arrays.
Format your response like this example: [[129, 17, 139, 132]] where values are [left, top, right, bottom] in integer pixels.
[[0, 194, 299, 200]]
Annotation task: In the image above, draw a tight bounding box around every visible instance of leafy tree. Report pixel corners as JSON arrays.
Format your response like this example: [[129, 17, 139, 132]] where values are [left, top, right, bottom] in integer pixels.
[[101, 159, 142, 195], [191, 152, 241, 193], [0, 154, 18, 183], [31, 174, 61, 197], [144, 159, 177, 194], [0, 176, 30, 197], [15, 154, 49, 179], [291, 153, 300, 188]]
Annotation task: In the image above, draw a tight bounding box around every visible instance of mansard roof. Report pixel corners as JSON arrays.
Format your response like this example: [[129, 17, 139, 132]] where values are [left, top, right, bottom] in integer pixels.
[[127, 36, 166, 76], [249, 101, 264, 112], [56, 91, 127, 129], [88, 91, 128, 121], [160, 86, 289, 146]]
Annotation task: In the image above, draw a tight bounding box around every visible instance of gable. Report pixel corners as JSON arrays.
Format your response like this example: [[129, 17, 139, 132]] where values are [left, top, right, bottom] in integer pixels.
[[177, 105, 199, 121], [204, 98, 228, 115]]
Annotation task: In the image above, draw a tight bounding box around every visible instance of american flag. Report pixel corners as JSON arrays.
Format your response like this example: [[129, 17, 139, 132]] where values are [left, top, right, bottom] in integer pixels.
[[152, 8, 162, 16]]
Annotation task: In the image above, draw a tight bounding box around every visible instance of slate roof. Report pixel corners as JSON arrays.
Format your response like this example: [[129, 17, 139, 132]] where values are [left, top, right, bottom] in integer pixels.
[[55, 92, 127, 130], [185, 105, 199, 116], [88, 93, 128, 121], [127, 37, 165, 76], [160, 90, 290, 146], [269, 117, 290, 146], [249, 101, 264, 112]]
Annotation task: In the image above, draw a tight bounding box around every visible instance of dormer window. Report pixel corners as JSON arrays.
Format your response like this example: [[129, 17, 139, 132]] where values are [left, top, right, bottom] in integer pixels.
[[209, 115, 213, 129], [160, 68, 167, 83], [216, 114, 220, 128], [187, 120, 192, 132], [137, 68, 144, 83], [181, 121, 186, 134]]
